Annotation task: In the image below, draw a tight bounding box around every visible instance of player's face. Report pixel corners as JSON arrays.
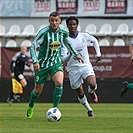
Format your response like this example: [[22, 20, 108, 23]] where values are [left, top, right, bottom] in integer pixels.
[[49, 15, 61, 32], [67, 20, 78, 33], [21, 46, 27, 54]]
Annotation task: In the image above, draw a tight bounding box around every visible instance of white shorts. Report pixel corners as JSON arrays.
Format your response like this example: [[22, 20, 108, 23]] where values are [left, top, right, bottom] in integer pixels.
[[68, 65, 95, 90]]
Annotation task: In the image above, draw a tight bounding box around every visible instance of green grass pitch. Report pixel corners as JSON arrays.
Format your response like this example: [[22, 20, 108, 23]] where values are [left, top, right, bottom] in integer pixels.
[[0, 103, 133, 133]]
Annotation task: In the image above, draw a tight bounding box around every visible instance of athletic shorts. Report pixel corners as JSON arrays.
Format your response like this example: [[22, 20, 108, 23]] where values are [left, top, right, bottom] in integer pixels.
[[68, 65, 95, 90], [14, 73, 24, 82], [34, 62, 63, 84]]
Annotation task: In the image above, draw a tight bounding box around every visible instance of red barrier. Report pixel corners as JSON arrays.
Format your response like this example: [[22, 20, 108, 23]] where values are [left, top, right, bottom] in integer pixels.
[[1, 46, 133, 78]]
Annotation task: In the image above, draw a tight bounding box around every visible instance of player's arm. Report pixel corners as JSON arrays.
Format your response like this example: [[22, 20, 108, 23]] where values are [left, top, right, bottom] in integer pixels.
[[63, 37, 84, 63], [30, 30, 44, 71], [25, 56, 32, 67], [129, 41, 133, 61], [10, 55, 17, 77], [61, 43, 71, 62], [89, 35, 101, 63]]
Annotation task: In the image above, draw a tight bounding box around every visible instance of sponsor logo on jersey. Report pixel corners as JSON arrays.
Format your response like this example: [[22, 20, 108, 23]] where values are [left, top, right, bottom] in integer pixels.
[[82, 38, 85, 43], [49, 41, 61, 50]]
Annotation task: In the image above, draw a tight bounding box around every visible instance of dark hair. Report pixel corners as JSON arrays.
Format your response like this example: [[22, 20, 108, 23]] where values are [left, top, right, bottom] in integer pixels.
[[49, 11, 60, 17], [66, 16, 79, 26]]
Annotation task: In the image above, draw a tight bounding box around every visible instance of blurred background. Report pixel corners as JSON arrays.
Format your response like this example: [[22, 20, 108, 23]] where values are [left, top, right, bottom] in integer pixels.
[[0, 0, 133, 103]]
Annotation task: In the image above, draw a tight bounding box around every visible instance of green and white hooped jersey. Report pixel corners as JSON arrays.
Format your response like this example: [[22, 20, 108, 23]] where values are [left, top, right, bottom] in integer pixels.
[[30, 26, 78, 69]]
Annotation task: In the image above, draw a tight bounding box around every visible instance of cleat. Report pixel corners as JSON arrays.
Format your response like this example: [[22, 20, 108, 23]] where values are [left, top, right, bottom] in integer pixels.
[[90, 92, 98, 103], [87, 110, 94, 117], [27, 107, 33, 118], [13, 94, 20, 102], [120, 81, 128, 97], [6, 98, 13, 106]]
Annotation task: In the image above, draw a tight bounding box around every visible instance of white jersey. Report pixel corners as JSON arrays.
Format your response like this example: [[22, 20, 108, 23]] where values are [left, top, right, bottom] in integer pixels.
[[61, 31, 101, 72]]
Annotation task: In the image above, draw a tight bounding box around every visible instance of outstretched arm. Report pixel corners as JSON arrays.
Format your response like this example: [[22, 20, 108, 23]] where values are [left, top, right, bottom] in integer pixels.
[[91, 36, 101, 63], [63, 37, 84, 63], [30, 30, 44, 64], [61, 43, 71, 62]]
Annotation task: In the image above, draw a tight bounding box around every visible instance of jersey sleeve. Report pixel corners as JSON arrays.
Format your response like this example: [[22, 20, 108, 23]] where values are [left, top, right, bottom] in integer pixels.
[[61, 43, 71, 62], [85, 32, 101, 57], [30, 29, 45, 64], [63, 33, 78, 57], [25, 56, 30, 66], [10, 53, 18, 73]]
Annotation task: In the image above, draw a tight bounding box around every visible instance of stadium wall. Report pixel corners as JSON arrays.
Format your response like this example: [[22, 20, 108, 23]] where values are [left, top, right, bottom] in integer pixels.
[[0, 78, 133, 103]]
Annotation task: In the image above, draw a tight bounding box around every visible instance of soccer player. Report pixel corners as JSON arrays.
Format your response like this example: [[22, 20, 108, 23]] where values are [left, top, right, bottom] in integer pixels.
[[120, 41, 133, 97], [27, 12, 83, 118], [61, 16, 101, 117], [7, 45, 30, 103]]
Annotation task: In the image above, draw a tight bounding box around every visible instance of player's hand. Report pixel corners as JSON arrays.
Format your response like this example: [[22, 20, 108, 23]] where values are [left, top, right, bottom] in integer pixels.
[[10, 72, 14, 77], [34, 63, 40, 72], [76, 55, 84, 63], [96, 56, 101, 63]]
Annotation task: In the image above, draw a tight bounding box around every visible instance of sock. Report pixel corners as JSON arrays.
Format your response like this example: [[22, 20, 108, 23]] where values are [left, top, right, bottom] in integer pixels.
[[127, 83, 133, 90], [10, 91, 14, 99], [88, 84, 97, 94], [53, 86, 63, 107], [28, 90, 39, 108], [78, 95, 92, 111]]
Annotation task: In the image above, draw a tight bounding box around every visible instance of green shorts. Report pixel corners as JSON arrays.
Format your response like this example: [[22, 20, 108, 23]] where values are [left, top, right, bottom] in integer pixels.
[[34, 63, 63, 84]]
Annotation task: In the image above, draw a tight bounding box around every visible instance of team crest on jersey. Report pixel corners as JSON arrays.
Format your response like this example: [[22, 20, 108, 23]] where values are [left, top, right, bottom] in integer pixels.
[[49, 41, 61, 50], [82, 38, 85, 43]]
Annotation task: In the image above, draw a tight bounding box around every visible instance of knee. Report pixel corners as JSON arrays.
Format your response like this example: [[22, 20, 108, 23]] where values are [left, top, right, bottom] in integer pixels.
[[89, 83, 96, 90], [20, 79, 27, 88], [78, 92, 84, 99], [34, 85, 43, 95], [55, 80, 63, 87], [22, 82, 27, 88]]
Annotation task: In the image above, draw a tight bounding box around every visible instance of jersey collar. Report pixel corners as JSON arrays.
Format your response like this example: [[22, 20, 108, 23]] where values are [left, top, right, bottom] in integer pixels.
[[69, 31, 79, 39]]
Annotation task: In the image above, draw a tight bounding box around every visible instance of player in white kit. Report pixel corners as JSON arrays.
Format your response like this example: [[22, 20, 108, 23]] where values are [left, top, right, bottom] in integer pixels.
[[62, 16, 101, 117]]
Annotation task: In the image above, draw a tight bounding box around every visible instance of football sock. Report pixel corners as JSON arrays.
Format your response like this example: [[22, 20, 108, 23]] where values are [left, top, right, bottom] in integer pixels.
[[28, 90, 39, 108], [78, 95, 92, 111], [53, 86, 63, 108], [10, 92, 14, 99], [127, 83, 133, 90], [88, 84, 97, 93]]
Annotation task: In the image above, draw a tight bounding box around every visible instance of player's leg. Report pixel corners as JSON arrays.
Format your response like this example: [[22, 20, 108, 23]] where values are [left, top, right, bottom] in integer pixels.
[[120, 81, 133, 97], [75, 85, 94, 117], [127, 82, 133, 89], [50, 63, 64, 108], [20, 78, 27, 88], [7, 74, 26, 103], [6, 91, 14, 104], [27, 68, 47, 118], [52, 71, 63, 107], [27, 83, 44, 118], [86, 75, 98, 103], [69, 70, 94, 117], [13, 77, 27, 102], [82, 65, 98, 103], [14, 75, 27, 102]]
